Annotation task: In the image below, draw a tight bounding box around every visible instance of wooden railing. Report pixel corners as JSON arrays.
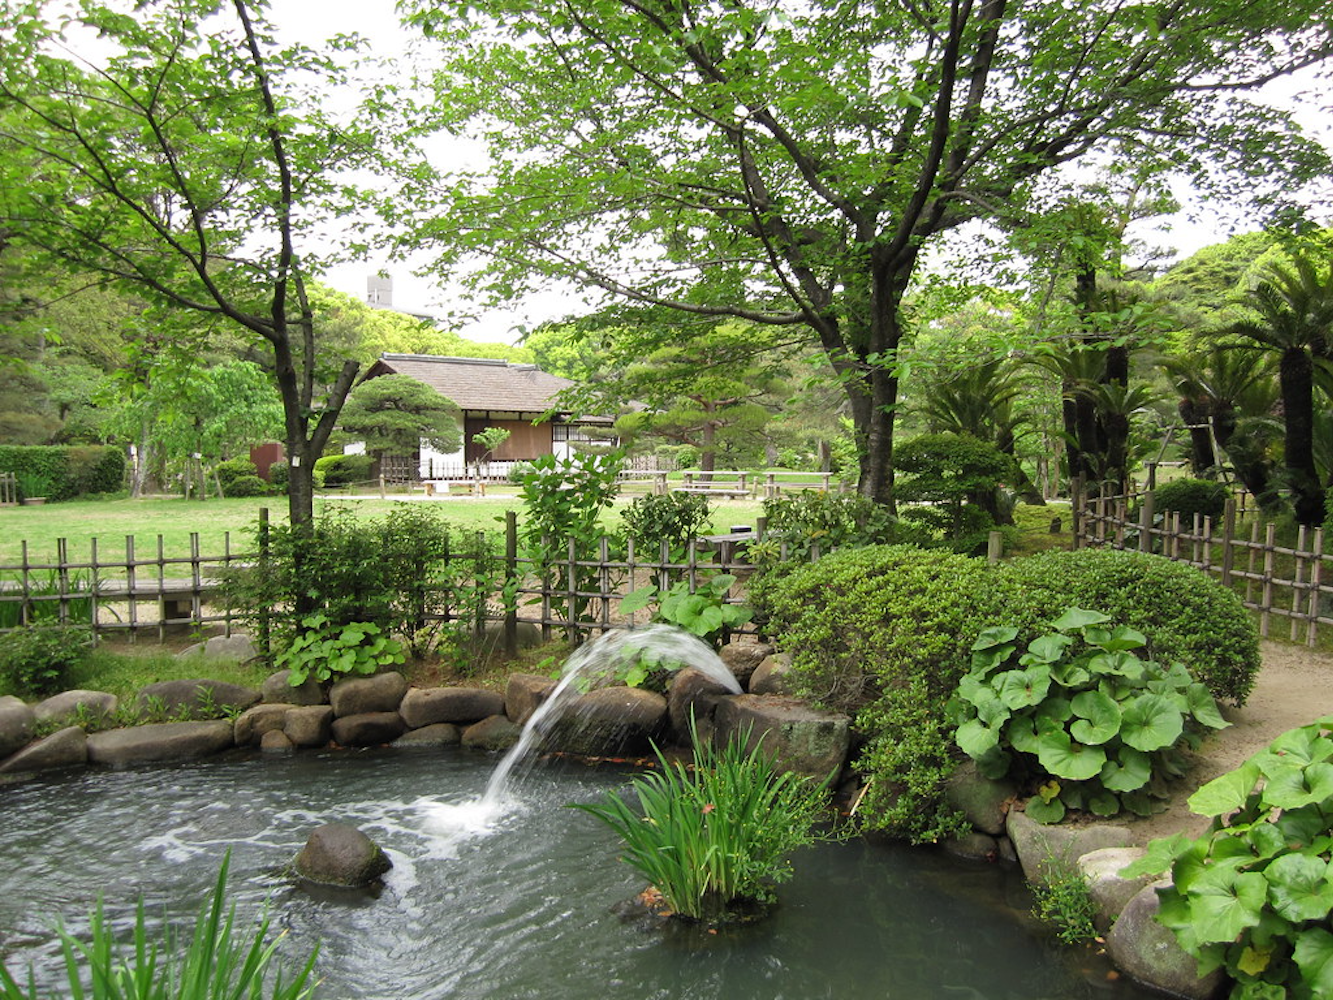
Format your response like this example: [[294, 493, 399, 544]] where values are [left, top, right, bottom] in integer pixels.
[[1074, 486, 1331, 645]]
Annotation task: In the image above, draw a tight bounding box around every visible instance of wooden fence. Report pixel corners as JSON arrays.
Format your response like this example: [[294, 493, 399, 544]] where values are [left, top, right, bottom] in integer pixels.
[[0, 512, 776, 648], [1074, 487, 1331, 645]]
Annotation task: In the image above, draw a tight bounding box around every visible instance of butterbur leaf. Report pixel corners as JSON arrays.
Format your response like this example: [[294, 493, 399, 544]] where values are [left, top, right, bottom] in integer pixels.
[[1009, 716, 1042, 755], [1069, 690, 1121, 745], [976, 746, 1011, 780], [955, 719, 1001, 760], [1101, 747, 1151, 792], [1022, 632, 1073, 664], [1264, 762, 1333, 811], [1265, 853, 1333, 922], [1186, 684, 1229, 731], [969, 644, 1015, 675], [1119, 832, 1193, 878], [1120, 694, 1184, 752], [1034, 695, 1072, 727], [1024, 795, 1065, 824], [1088, 790, 1120, 816], [1188, 761, 1260, 817], [998, 665, 1052, 710], [1050, 608, 1110, 631], [1186, 869, 1267, 945], [1094, 625, 1148, 652], [1236, 944, 1272, 978], [1036, 729, 1106, 781], [1293, 928, 1333, 998], [1088, 650, 1145, 680], [971, 625, 1019, 650]]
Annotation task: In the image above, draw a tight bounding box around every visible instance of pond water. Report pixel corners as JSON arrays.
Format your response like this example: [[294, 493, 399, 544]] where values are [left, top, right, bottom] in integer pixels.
[[0, 750, 1160, 999]]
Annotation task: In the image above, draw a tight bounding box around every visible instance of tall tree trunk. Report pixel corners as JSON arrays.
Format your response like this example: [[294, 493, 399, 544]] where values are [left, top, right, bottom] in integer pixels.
[[1280, 346, 1323, 525], [1179, 397, 1217, 475]]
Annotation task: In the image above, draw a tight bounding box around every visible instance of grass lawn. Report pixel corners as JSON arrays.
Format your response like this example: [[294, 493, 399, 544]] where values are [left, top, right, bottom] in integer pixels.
[[0, 491, 768, 565]]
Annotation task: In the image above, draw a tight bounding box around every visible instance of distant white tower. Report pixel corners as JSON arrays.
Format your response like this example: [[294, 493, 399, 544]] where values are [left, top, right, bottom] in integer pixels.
[[367, 274, 393, 308]]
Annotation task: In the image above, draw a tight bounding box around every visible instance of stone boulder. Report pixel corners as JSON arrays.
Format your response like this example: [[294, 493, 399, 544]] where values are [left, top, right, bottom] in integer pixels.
[[86, 720, 235, 766], [1079, 846, 1154, 934], [720, 642, 771, 690], [400, 687, 504, 729], [504, 673, 556, 727], [136, 679, 261, 718], [943, 831, 999, 861], [293, 823, 392, 888], [462, 715, 522, 751], [1105, 881, 1224, 999], [1005, 808, 1132, 889], [0, 726, 87, 774], [667, 668, 729, 745], [0, 695, 36, 758], [712, 694, 849, 783], [177, 633, 259, 664], [262, 670, 326, 707], [393, 723, 462, 748], [748, 653, 796, 695], [234, 703, 293, 746], [547, 687, 667, 756], [943, 760, 1017, 836], [261, 730, 294, 752], [33, 690, 118, 725], [284, 705, 334, 748], [329, 672, 407, 718], [331, 712, 406, 747]]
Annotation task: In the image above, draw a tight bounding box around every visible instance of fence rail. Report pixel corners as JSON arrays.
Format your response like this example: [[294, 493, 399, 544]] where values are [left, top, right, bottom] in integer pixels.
[[1074, 486, 1331, 645]]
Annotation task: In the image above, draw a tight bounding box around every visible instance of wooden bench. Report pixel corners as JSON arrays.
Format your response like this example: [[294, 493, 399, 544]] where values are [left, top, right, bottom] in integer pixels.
[[423, 480, 486, 496], [674, 487, 752, 499]]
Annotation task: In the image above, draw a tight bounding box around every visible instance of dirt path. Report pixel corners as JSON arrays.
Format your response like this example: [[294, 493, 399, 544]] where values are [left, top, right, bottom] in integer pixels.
[[1123, 640, 1333, 844]]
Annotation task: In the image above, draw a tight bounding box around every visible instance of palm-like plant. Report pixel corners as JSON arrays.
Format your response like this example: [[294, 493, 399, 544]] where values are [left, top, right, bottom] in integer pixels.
[[1227, 255, 1333, 525]]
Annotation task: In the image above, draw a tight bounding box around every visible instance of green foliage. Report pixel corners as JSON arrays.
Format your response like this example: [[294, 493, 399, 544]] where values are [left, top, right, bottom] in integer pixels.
[[1153, 478, 1230, 522], [622, 575, 752, 651], [572, 729, 829, 922], [222, 474, 276, 498], [313, 454, 374, 488], [268, 461, 289, 491], [0, 626, 92, 699], [620, 492, 713, 556], [214, 457, 260, 492], [1030, 868, 1100, 946], [0, 445, 125, 500], [0, 851, 317, 1000], [275, 613, 405, 686], [1121, 717, 1333, 999], [996, 549, 1261, 706], [338, 374, 461, 457], [895, 432, 1017, 552], [949, 609, 1229, 823]]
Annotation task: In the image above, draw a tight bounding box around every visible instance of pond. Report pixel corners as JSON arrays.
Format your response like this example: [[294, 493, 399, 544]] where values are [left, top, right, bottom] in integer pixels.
[[0, 749, 1160, 999]]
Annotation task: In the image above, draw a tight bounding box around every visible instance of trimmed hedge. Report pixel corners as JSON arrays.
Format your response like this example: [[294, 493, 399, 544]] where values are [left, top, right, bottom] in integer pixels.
[[314, 453, 374, 487], [1151, 477, 1229, 522], [994, 548, 1259, 706], [0, 445, 125, 501]]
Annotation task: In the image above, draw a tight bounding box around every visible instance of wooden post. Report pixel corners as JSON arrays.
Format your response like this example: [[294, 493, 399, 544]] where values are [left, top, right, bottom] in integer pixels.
[[1138, 490, 1155, 553], [57, 537, 70, 625], [1220, 499, 1236, 588], [1260, 522, 1277, 638], [504, 511, 518, 658], [90, 536, 101, 632], [1308, 528, 1325, 646], [986, 531, 1003, 564], [1071, 475, 1085, 550], [257, 508, 270, 660], [1146, 461, 1159, 492], [379, 474, 386, 500]]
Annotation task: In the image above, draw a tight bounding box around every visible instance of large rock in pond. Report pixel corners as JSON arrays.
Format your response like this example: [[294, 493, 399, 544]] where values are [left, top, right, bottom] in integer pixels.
[[234, 703, 293, 746], [284, 705, 334, 748], [1106, 881, 1224, 999], [331, 712, 405, 747], [1005, 808, 1132, 889], [667, 668, 730, 744], [293, 823, 392, 888], [87, 720, 235, 766], [546, 687, 667, 756], [393, 723, 462, 748], [34, 690, 118, 725], [329, 672, 407, 718], [0, 696, 36, 758], [712, 694, 849, 783], [136, 679, 260, 718], [0, 726, 87, 774], [748, 653, 797, 695], [1079, 847, 1154, 934], [462, 715, 522, 751], [262, 670, 325, 707], [504, 673, 556, 727], [944, 760, 1017, 837], [400, 687, 503, 729]]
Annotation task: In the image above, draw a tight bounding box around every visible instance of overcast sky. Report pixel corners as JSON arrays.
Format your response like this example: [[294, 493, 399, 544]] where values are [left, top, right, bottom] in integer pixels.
[[271, 0, 1333, 343]]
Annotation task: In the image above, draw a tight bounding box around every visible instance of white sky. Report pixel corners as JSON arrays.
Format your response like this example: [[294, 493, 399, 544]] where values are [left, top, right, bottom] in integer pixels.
[[272, 0, 1332, 342]]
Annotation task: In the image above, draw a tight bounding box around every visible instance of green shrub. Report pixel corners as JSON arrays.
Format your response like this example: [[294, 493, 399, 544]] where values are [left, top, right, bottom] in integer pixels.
[[573, 727, 829, 923], [215, 456, 259, 490], [66, 445, 125, 495], [269, 460, 289, 491], [895, 432, 1016, 553], [0, 626, 93, 699], [313, 453, 373, 487], [621, 574, 752, 653], [620, 492, 713, 556], [1152, 477, 1229, 522], [223, 474, 277, 497], [1030, 868, 1100, 946], [276, 614, 406, 685], [1123, 716, 1333, 998], [0, 851, 317, 1000], [0, 445, 124, 500], [950, 609, 1229, 823], [996, 548, 1260, 706]]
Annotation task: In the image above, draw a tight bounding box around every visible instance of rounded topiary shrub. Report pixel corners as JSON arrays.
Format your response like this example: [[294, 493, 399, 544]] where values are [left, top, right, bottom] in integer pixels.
[[1152, 477, 1229, 522], [995, 547, 1260, 705], [222, 474, 276, 497]]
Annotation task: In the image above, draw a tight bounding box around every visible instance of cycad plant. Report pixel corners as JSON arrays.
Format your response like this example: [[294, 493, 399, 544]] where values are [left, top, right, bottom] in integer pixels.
[[574, 729, 829, 923], [0, 852, 318, 1000]]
